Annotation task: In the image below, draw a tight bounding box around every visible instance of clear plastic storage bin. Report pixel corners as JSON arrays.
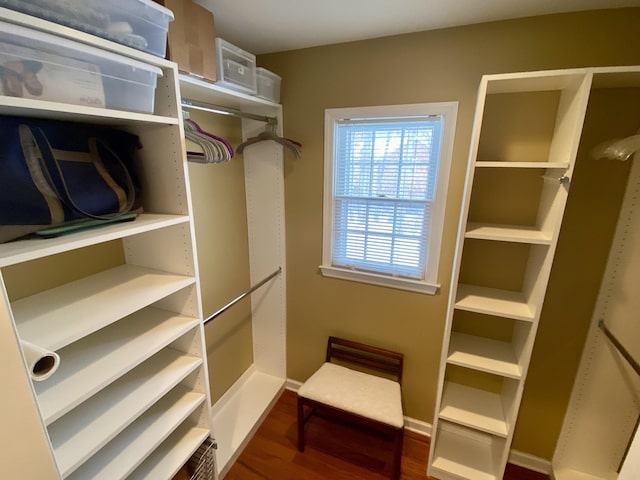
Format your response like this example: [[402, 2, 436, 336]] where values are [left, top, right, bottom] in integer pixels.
[[0, 0, 174, 57], [215, 38, 257, 95], [256, 67, 281, 103], [0, 20, 162, 113]]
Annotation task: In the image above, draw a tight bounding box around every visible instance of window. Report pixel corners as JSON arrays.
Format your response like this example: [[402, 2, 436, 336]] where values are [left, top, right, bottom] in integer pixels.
[[321, 103, 458, 294]]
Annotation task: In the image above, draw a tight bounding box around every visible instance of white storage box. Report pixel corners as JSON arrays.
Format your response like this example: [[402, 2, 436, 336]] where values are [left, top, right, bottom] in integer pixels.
[[256, 67, 281, 103], [0, 21, 162, 113], [215, 38, 257, 95], [0, 0, 173, 57]]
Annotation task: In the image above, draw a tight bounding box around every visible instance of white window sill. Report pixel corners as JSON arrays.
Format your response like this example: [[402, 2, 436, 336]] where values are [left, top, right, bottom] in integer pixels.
[[319, 265, 439, 295]]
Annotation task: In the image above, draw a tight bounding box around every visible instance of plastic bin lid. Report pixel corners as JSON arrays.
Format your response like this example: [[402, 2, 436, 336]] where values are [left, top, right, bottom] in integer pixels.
[[256, 67, 282, 80], [112, 0, 175, 21], [0, 20, 162, 77]]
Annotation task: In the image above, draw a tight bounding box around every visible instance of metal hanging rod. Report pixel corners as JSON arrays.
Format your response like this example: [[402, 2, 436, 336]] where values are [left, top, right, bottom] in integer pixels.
[[204, 267, 282, 325], [598, 319, 640, 376], [181, 98, 277, 125]]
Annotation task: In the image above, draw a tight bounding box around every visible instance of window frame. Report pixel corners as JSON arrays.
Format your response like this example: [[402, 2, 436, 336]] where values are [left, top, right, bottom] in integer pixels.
[[320, 102, 458, 294]]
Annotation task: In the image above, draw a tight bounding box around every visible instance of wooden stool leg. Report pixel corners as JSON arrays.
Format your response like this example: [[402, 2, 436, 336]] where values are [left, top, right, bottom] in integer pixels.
[[392, 427, 404, 480], [297, 395, 305, 452]]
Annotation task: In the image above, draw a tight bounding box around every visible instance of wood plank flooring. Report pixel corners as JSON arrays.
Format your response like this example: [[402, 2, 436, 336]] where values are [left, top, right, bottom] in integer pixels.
[[224, 389, 550, 480]]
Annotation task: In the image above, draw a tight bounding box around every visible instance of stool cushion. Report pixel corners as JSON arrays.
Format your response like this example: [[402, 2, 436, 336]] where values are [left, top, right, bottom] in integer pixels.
[[298, 362, 404, 428]]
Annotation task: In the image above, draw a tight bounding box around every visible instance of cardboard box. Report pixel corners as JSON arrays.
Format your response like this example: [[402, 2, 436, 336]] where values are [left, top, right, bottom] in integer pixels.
[[155, 0, 217, 81]]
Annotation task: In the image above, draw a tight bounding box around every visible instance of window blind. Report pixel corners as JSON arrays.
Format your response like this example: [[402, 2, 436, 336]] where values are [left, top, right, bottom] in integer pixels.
[[332, 116, 443, 279]]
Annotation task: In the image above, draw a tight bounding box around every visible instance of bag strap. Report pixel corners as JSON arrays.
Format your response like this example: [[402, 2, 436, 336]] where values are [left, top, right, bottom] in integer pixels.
[[31, 126, 137, 220], [88, 137, 136, 215]]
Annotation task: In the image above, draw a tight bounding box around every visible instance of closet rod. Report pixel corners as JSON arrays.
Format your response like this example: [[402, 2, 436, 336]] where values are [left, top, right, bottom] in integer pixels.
[[182, 99, 277, 125], [598, 319, 640, 376], [204, 267, 282, 325]]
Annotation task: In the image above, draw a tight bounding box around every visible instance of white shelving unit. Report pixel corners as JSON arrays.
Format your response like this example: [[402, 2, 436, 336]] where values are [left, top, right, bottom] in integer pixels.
[[552, 129, 640, 478], [178, 74, 287, 478], [428, 66, 640, 480], [0, 7, 213, 480]]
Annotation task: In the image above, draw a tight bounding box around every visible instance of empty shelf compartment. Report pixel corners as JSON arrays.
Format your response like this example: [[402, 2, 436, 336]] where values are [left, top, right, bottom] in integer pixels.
[[440, 382, 509, 437], [431, 422, 504, 480], [447, 332, 522, 379]]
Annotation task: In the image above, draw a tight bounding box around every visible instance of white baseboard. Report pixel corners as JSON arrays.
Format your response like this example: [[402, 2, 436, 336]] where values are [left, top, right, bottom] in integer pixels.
[[285, 378, 303, 391], [286, 377, 552, 475]]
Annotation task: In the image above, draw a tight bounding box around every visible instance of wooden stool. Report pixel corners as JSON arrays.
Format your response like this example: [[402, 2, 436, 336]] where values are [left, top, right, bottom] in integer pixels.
[[297, 336, 404, 479]]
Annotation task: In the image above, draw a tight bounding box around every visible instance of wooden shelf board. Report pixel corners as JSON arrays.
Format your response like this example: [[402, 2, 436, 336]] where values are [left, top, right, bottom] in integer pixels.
[[465, 223, 552, 245], [35, 308, 199, 425], [553, 467, 616, 480], [0, 95, 178, 126], [447, 332, 522, 379], [590, 66, 640, 89], [475, 161, 569, 169], [212, 369, 285, 475], [439, 382, 508, 437], [484, 70, 587, 94], [431, 425, 499, 480], [49, 349, 202, 477], [128, 424, 210, 480], [179, 74, 280, 113], [455, 284, 535, 322], [0, 214, 189, 268], [66, 388, 205, 480], [13, 264, 195, 351]]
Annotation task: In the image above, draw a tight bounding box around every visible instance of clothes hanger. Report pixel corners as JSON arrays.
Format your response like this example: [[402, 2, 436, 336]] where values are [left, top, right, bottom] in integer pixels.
[[236, 122, 302, 158], [183, 117, 231, 164], [186, 118, 234, 158]]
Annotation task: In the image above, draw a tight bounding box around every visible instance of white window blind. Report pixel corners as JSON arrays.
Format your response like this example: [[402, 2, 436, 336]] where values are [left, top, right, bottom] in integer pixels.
[[332, 117, 443, 279], [322, 102, 458, 294]]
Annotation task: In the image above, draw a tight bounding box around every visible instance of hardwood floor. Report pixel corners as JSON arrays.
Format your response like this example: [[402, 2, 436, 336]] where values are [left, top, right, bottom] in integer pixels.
[[225, 389, 549, 480]]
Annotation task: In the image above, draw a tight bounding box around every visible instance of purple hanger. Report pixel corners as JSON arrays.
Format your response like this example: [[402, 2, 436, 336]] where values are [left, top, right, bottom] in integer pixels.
[[185, 118, 234, 158]]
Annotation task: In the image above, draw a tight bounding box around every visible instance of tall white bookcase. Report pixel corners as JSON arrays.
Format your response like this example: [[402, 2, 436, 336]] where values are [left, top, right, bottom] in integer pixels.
[[0, 7, 214, 480], [427, 66, 640, 480]]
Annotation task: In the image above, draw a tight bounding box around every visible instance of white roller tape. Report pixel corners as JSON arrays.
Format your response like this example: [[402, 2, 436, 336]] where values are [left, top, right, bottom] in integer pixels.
[[20, 340, 60, 382]]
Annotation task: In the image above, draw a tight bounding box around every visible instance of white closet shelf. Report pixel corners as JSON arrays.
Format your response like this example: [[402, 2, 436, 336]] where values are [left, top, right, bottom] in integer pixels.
[[35, 308, 199, 425], [553, 467, 616, 480], [475, 161, 569, 169], [179, 74, 279, 112], [485, 70, 587, 94], [439, 382, 508, 437], [455, 284, 535, 321], [431, 424, 500, 480], [0, 96, 178, 126], [128, 423, 210, 480], [212, 368, 285, 474], [49, 349, 202, 477], [447, 332, 522, 379], [0, 214, 190, 267], [465, 223, 552, 245], [13, 263, 195, 351], [66, 388, 205, 480]]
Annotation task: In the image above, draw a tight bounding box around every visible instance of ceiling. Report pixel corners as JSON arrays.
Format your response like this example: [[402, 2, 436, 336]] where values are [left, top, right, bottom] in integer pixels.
[[197, 0, 640, 55]]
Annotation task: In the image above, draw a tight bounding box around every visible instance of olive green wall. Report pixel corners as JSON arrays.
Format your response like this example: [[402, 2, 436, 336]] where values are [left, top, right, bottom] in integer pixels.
[[258, 8, 640, 459]]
